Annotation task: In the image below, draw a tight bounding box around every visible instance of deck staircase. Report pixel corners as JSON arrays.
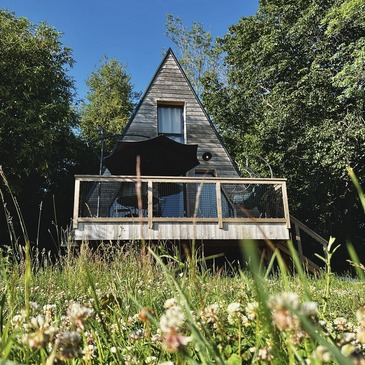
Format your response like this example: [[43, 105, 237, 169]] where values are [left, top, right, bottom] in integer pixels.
[[239, 156, 328, 273], [274, 215, 328, 273]]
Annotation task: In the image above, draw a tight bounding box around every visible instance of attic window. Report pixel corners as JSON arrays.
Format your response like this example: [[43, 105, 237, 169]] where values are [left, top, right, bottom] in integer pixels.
[[157, 103, 184, 143]]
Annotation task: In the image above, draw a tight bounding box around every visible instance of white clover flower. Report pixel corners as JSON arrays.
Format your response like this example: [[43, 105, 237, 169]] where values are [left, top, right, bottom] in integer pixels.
[[151, 332, 163, 343], [56, 331, 83, 361], [300, 302, 318, 317], [42, 304, 57, 322], [163, 331, 191, 352], [356, 326, 365, 343], [43, 304, 57, 312], [160, 306, 185, 333], [357, 306, 365, 325], [68, 302, 93, 330], [129, 328, 145, 341], [200, 303, 219, 324], [333, 317, 347, 331], [228, 312, 249, 326], [56, 331, 82, 347], [313, 345, 331, 363], [29, 301, 40, 311], [11, 314, 24, 328], [246, 301, 259, 320], [83, 344, 96, 361], [268, 292, 300, 311], [341, 332, 356, 344], [257, 347, 273, 361], [227, 302, 242, 314], [145, 355, 157, 363], [164, 298, 178, 309], [30, 315, 45, 329], [341, 343, 356, 357]]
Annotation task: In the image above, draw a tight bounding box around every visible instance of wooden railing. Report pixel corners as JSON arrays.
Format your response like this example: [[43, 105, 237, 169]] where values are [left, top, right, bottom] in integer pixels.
[[73, 175, 291, 231]]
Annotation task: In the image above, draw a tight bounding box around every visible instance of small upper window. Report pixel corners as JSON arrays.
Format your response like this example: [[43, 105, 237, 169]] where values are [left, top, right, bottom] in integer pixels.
[[157, 104, 184, 143]]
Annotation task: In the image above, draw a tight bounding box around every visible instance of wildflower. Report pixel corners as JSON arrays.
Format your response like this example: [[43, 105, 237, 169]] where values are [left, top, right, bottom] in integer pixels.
[[227, 302, 242, 314], [357, 326, 365, 344], [246, 301, 259, 320], [268, 293, 317, 332], [55, 331, 83, 360], [11, 314, 24, 328], [151, 331, 163, 343], [160, 306, 185, 333], [357, 306, 365, 325], [159, 305, 190, 352], [138, 307, 154, 323], [269, 292, 300, 311], [290, 329, 308, 344], [334, 317, 347, 331], [83, 344, 96, 361], [313, 345, 331, 363], [300, 302, 318, 317], [163, 329, 191, 352], [228, 312, 249, 326], [129, 328, 146, 341], [128, 313, 139, 325], [341, 332, 356, 344], [257, 347, 273, 362], [29, 301, 40, 311], [22, 315, 58, 349], [22, 331, 49, 349], [341, 343, 356, 357], [43, 304, 57, 323], [164, 298, 178, 309], [200, 303, 219, 324], [68, 302, 93, 331], [145, 356, 157, 363], [227, 302, 247, 325]]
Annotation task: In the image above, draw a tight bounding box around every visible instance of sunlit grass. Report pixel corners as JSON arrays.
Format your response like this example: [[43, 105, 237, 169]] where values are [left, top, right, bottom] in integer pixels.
[[1, 166, 365, 364], [0, 238, 364, 365]]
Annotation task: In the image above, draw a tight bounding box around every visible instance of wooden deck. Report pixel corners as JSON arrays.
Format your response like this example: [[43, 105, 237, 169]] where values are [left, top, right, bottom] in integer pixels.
[[72, 175, 291, 242]]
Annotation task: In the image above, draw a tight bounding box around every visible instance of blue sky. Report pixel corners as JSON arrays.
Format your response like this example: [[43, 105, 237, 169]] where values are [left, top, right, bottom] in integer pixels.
[[2, 0, 259, 101]]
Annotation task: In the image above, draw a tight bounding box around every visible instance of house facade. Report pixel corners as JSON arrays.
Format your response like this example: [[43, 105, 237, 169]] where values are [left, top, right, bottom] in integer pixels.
[[121, 48, 240, 178], [72, 49, 291, 246]]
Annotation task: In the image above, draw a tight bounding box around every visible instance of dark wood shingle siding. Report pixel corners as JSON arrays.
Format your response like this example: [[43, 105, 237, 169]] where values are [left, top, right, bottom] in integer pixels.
[[123, 52, 239, 178]]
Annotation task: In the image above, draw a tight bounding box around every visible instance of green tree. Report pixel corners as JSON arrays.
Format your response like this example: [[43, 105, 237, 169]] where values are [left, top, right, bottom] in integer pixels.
[[202, 0, 365, 255], [0, 9, 81, 194], [0, 9, 97, 248], [165, 14, 223, 97], [79, 56, 140, 155]]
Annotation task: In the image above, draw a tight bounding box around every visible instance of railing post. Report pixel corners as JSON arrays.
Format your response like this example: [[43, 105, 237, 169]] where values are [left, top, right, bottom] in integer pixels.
[[148, 180, 153, 229], [281, 181, 291, 229], [216, 182, 223, 229], [294, 222, 304, 262], [73, 178, 80, 229]]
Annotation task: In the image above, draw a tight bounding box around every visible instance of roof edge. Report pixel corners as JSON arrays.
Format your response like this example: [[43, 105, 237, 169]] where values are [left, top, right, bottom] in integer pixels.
[[119, 48, 241, 176]]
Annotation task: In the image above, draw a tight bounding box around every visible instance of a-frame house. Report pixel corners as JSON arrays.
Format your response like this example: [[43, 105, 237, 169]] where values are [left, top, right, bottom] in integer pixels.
[[72, 49, 296, 261]]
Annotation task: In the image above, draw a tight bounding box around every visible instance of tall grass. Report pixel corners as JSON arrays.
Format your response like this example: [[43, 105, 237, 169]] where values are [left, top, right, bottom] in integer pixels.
[[1, 237, 365, 363], [1, 167, 365, 364]]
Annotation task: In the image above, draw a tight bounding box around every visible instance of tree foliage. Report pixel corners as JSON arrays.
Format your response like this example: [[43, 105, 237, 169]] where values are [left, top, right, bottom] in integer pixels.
[[0, 9, 97, 247], [0, 9, 81, 193], [79, 56, 140, 155], [165, 14, 223, 96], [202, 0, 365, 249]]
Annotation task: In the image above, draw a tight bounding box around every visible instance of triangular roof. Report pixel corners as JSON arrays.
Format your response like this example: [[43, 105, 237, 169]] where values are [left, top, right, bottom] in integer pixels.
[[119, 48, 240, 177]]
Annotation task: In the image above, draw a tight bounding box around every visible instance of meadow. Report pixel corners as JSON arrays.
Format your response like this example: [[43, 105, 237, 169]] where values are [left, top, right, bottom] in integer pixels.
[[0, 236, 364, 365], [1, 167, 365, 364]]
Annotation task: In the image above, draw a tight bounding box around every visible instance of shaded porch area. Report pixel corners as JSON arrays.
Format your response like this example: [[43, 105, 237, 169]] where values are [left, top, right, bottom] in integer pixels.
[[72, 175, 291, 242]]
